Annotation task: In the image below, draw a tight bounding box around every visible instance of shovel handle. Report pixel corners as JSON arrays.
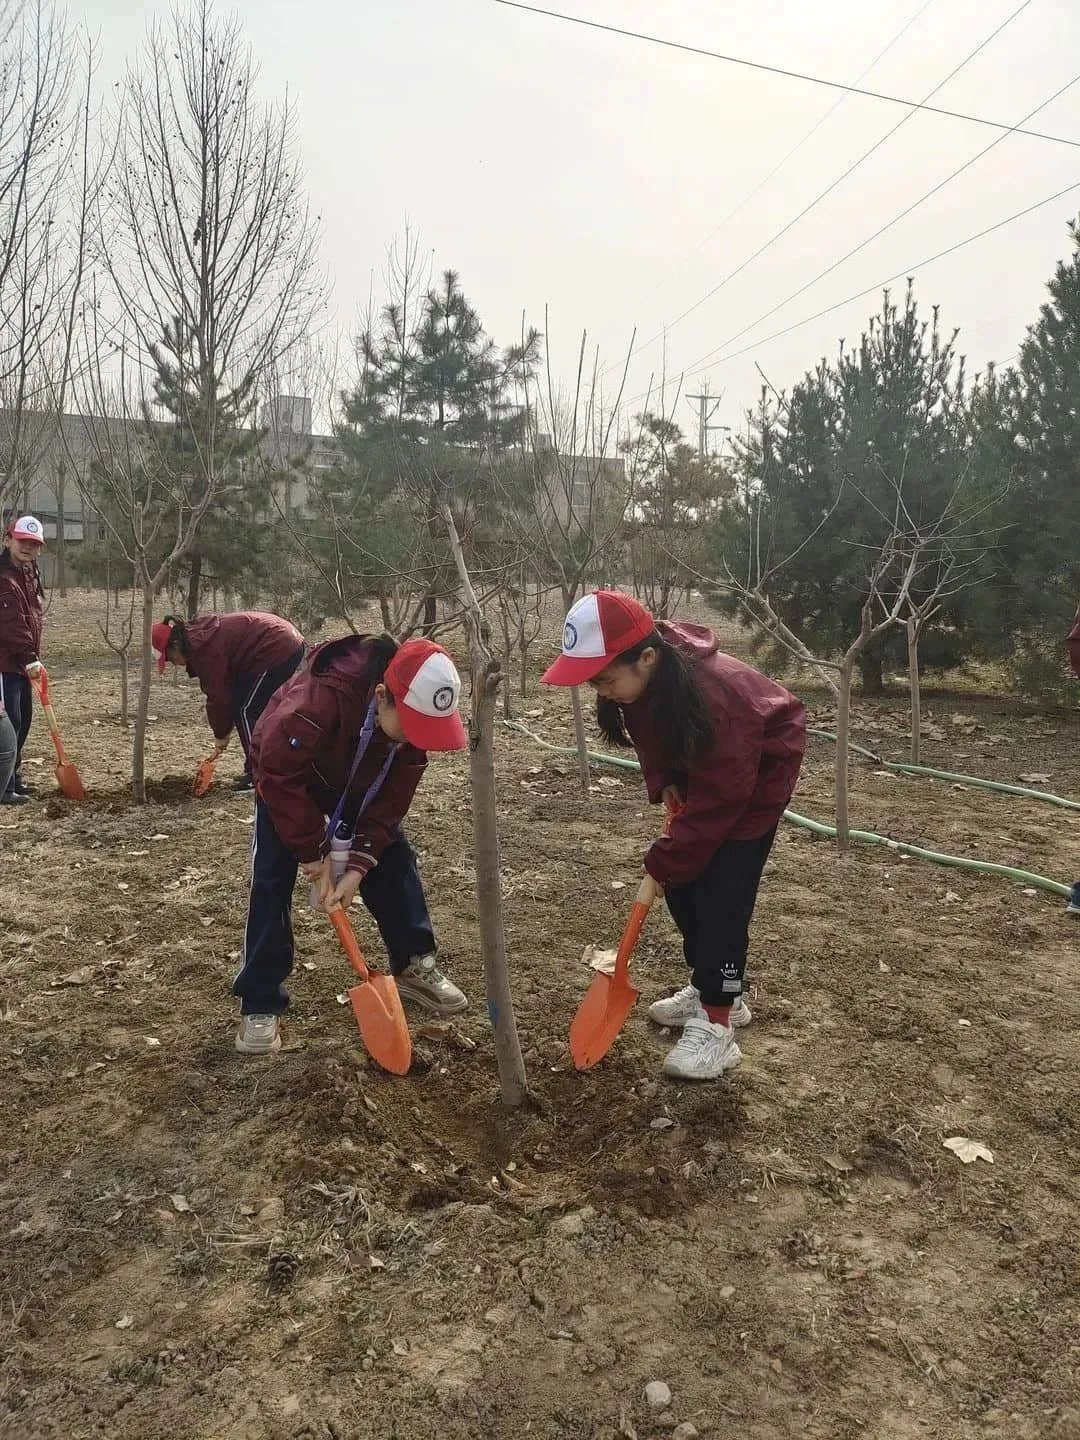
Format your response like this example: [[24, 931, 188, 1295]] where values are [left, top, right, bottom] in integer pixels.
[[328, 905, 371, 983], [612, 875, 660, 984]]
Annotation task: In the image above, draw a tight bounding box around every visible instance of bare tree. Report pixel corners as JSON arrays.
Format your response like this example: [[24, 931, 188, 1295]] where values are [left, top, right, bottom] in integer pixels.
[[503, 316, 634, 788], [69, 0, 323, 800], [442, 501, 528, 1109]]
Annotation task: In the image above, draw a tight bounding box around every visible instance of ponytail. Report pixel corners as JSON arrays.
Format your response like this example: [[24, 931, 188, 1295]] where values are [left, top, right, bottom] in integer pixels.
[[595, 630, 713, 772], [365, 632, 398, 689]]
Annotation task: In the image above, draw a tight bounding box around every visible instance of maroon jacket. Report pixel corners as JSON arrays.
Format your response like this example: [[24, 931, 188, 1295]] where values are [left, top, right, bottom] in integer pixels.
[[184, 611, 303, 740], [0, 551, 44, 673], [1068, 608, 1080, 678], [623, 622, 806, 888], [250, 635, 427, 871]]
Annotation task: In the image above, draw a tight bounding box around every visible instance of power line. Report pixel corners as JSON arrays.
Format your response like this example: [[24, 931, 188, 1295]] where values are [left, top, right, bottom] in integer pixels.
[[626, 178, 1080, 405], [707, 70, 1080, 363], [645, 0, 939, 299], [614, 0, 1034, 368], [494, 1, 1078, 149]]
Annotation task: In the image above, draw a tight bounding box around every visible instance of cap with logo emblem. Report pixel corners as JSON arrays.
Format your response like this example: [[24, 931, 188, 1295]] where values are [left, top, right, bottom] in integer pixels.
[[7, 514, 44, 546], [384, 638, 467, 751], [542, 590, 655, 686]]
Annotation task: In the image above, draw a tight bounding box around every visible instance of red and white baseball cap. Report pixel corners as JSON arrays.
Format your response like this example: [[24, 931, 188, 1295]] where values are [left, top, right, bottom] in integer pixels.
[[151, 619, 175, 674], [7, 514, 45, 546], [385, 639, 467, 751], [542, 590, 656, 686]]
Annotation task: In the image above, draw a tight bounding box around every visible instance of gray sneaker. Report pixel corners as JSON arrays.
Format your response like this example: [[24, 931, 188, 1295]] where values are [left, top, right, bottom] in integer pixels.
[[235, 1013, 281, 1054], [395, 955, 468, 1016], [648, 983, 752, 1029]]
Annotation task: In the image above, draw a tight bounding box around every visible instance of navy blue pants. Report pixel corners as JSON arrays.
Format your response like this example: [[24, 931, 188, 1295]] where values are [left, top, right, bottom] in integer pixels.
[[231, 646, 304, 782], [231, 796, 436, 1015], [664, 826, 778, 1007], [0, 673, 31, 794]]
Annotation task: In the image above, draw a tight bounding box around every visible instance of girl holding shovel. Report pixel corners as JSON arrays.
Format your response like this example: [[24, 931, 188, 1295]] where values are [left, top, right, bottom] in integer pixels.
[[543, 590, 806, 1081], [152, 611, 305, 793], [232, 632, 469, 1055], [0, 515, 46, 806]]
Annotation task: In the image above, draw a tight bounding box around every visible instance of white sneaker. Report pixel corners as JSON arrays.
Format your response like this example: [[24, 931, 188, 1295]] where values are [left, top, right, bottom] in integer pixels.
[[662, 1013, 742, 1081], [648, 984, 752, 1029], [395, 955, 469, 1016], [235, 1014, 281, 1055]]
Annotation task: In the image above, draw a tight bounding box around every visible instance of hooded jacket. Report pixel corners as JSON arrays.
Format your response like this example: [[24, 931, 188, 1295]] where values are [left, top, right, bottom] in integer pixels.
[[250, 635, 427, 872], [0, 550, 44, 673], [183, 611, 303, 740], [622, 622, 806, 888]]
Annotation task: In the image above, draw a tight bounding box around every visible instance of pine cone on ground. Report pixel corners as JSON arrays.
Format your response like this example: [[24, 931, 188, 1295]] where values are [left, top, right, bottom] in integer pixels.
[[267, 1249, 301, 1291]]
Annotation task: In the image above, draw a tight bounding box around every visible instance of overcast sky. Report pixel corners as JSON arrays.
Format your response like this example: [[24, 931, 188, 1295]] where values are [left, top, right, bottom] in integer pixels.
[[83, 0, 1080, 444]]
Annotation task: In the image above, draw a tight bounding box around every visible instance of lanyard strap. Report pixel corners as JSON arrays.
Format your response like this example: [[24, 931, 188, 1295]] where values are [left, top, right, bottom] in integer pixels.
[[326, 699, 400, 842]]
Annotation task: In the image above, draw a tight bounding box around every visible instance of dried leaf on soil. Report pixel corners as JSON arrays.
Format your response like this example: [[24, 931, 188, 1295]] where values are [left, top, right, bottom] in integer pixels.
[[943, 1136, 994, 1165]]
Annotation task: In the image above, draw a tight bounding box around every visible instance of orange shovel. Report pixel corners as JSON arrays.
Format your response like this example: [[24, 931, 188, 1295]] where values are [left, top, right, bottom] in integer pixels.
[[192, 751, 219, 797], [569, 802, 681, 1070], [327, 905, 412, 1076], [29, 667, 86, 800], [569, 871, 660, 1070]]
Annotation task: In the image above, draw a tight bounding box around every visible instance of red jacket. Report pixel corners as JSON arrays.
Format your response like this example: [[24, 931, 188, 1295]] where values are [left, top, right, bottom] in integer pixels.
[[184, 611, 303, 740], [0, 551, 44, 673], [623, 622, 806, 888], [250, 635, 427, 871], [1067, 608, 1080, 678]]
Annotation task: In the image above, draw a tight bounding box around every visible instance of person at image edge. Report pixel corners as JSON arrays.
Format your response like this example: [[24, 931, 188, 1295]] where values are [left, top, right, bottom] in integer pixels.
[[0, 515, 46, 806], [543, 589, 806, 1082]]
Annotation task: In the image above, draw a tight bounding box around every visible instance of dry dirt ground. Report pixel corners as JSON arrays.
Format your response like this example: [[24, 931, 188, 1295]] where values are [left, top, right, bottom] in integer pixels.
[[2, 593, 1080, 1440]]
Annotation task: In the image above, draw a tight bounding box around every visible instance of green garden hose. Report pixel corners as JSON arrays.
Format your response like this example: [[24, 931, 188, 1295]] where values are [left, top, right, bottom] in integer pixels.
[[505, 721, 1071, 899], [807, 727, 1080, 812]]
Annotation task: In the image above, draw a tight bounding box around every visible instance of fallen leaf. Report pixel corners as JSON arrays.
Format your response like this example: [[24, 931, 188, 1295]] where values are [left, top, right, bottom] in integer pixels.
[[391, 1338, 409, 1356], [650, 1117, 676, 1131], [943, 1136, 993, 1165], [610, 880, 627, 890], [878, 960, 891, 973], [417, 1021, 452, 1041], [117, 883, 129, 892], [957, 1019, 972, 1028], [582, 945, 617, 975], [1019, 773, 1050, 786], [822, 1153, 853, 1173], [114, 1314, 134, 1330], [170, 1194, 191, 1213], [54, 967, 92, 987], [144, 1036, 161, 1048], [368, 1254, 385, 1270], [335, 993, 348, 1005], [1021, 888, 1038, 898]]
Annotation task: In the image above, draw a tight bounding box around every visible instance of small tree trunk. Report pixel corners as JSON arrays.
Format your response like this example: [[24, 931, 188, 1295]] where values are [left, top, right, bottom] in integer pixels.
[[441, 503, 528, 1108], [133, 584, 155, 802], [186, 551, 202, 620], [907, 616, 921, 767], [379, 588, 392, 632], [858, 648, 884, 696], [56, 461, 68, 598], [499, 603, 513, 721], [835, 656, 856, 852], [120, 650, 129, 728], [519, 627, 529, 701], [422, 591, 437, 636]]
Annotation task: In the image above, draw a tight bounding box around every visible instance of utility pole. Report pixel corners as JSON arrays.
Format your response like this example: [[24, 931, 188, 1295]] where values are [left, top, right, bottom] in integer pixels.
[[686, 384, 729, 457]]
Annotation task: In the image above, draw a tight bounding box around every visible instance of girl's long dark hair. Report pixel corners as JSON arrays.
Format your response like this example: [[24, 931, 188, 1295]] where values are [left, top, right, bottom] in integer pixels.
[[163, 615, 188, 657], [312, 631, 399, 693], [596, 630, 713, 772]]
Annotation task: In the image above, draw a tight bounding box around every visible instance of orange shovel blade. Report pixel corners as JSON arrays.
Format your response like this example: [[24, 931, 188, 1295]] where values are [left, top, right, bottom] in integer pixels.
[[349, 976, 413, 1076], [55, 759, 86, 801], [569, 968, 641, 1070], [328, 906, 412, 1075], [193, 755, 217, 797]]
